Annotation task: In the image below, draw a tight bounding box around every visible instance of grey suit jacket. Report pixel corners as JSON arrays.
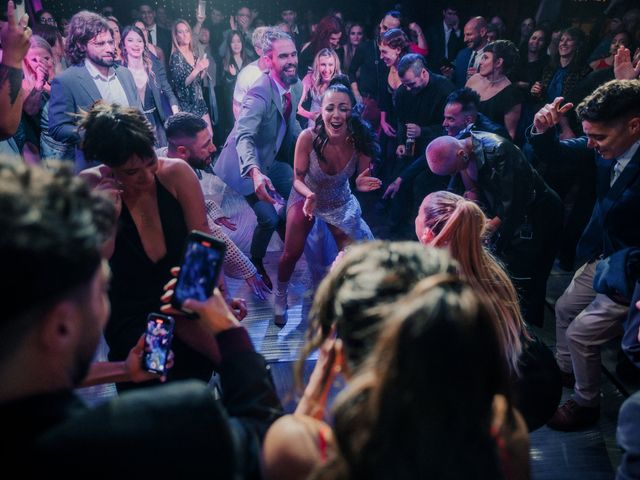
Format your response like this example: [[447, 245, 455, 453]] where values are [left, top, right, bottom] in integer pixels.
[[213, 73, 302, 196], [48, 63, 141, 170]]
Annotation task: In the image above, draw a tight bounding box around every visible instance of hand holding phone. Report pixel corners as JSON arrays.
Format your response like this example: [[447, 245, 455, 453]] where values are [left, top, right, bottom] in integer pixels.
[[171, 231, 226, 315], [143, 313, 175, 374]]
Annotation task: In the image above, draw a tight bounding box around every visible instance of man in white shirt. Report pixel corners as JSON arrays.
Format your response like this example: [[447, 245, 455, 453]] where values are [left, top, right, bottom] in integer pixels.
[[232, 26, 273, 119], [139, 3, 171, 62], [49, 10, 140, 171]]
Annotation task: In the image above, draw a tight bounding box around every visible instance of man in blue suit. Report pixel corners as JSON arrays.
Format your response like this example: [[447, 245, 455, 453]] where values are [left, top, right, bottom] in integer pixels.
[[213, 30, 302, 289], [48, 11, 141, 171], [446, 16, 488, 88], [528, 80, 640, 431]]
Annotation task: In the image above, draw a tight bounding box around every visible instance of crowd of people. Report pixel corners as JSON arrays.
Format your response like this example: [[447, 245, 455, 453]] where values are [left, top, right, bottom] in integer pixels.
[[1, 0, 640, 477]]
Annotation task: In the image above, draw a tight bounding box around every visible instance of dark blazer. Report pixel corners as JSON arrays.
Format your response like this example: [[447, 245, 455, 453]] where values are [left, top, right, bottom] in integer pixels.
[[213, 73, 303, 195], [0, 328, 283, 477], [425, 22, 463, 72], [155, 26, 173, 63], [48, 63, 141, 171], [150, 53, 179, 122], [452, 47, 473, 88], [528, 129, 640, 265]]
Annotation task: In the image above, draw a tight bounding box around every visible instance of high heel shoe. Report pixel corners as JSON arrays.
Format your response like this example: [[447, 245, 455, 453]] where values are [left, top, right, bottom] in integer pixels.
[[274, 288, 288, 328]]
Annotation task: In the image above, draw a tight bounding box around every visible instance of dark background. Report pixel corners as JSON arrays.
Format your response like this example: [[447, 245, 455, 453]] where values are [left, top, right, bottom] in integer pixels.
[[36, 0, 617, 36]]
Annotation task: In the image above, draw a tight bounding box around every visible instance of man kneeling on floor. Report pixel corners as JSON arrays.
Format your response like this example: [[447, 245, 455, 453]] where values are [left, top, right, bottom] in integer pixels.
[[0, 159, 282, 475]]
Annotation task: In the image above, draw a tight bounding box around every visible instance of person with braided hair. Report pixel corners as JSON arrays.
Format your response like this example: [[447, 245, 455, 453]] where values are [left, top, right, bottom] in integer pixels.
[[274, 75, 382, 326]]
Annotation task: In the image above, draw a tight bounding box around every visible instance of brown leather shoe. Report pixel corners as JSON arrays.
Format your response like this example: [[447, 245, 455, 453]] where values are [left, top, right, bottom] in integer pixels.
[[251, 258, 272, 290], [560, 370, 576, 389], [547, 399, 599, 431]]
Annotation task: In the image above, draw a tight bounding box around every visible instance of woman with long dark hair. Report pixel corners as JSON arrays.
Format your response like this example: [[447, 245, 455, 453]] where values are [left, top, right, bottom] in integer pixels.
[[220, 30, 249, 138], [121, 25, 179, 147], [274, 76, 382, 327], [338, 22, 365, 73]]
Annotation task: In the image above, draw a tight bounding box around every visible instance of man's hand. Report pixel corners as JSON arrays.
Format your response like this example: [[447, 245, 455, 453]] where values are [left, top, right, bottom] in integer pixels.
[[214, 216, 237, 230], [251, 168, 277, 204], [182, 288, 241, 335], [126, 334, 174, 383], [1, 1, 31, 68], [440, 65, 454, 78], [246, 273, 271, 300], [395, 144, 406, 157], [229, 297, 248, 320], [614, 46, 640, 80], [406, 123, 421, 138], [383, 177, 402, 199], [355, 167, 382, 192], [380, 119, 396, 137], [532, 97, 574, 134]]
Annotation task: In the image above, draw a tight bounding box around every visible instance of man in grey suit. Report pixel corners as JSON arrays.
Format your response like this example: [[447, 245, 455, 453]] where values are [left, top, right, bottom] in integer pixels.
[[49, 11, 141, 171], [213, 30, 302, 289]]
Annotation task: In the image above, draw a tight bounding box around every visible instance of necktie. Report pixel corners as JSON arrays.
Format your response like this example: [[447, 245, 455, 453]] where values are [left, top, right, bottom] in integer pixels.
[[468, 50, 477, 69], [147, 28, 154, 45], [282, 92, 292, 119], [611, 159, 623, 186], [447, 30, 458, 60]]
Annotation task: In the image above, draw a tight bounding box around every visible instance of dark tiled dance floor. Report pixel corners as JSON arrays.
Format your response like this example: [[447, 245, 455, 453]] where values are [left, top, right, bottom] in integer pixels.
[[77, 177, 622, 479]]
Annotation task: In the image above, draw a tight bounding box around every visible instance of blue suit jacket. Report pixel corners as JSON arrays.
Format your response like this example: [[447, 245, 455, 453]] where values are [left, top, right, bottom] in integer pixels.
[[528, 129, 640, 265], [49, 63, 141, 171], [452, 47, 472, 88], [213, 73, 302, 196]]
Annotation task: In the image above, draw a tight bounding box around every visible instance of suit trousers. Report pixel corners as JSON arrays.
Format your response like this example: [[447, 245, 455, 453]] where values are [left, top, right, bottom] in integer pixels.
[[555, 260, 628, 406], [244, 161, 293, 260]]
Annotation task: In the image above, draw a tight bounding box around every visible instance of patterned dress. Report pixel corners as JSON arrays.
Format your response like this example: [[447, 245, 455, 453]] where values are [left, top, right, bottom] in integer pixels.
[[288, 140, 373, 242], [169, 50, 208, 117]]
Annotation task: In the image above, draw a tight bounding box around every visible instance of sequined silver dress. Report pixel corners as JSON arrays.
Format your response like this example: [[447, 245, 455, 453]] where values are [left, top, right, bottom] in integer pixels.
[[288, 143, 374, 242]]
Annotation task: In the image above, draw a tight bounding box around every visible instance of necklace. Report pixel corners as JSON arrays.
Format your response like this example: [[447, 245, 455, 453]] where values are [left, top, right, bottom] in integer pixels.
[[489, 75, 507, 87]]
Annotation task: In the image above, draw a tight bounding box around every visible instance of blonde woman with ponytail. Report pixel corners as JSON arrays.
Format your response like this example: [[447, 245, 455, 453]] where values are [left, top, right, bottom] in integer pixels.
[[415, 190, 562, 431]]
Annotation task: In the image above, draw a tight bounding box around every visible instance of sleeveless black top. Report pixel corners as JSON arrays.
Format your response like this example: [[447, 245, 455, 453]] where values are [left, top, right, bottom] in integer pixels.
[[106, 176, 214, 388]]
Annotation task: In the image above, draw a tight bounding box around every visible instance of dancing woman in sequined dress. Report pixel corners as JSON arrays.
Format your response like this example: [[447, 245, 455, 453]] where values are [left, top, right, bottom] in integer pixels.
[[274, 77, 382, 326]]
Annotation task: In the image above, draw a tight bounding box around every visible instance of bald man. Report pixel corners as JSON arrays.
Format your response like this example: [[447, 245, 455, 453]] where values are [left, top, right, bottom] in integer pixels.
[[426, 131, 562, 327], [448, 16, 489, 88]]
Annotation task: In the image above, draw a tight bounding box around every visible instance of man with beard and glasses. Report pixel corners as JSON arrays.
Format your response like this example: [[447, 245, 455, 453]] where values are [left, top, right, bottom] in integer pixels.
[[0, 159, 282, 476], [213, 30, 302, 289], [48, 11, 141, 171], [163, 112, 271, 299]]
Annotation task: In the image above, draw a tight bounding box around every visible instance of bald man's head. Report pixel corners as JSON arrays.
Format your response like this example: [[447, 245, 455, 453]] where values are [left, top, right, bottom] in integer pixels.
[[464, 16, 488, 50], [426, 136, 466, 176]]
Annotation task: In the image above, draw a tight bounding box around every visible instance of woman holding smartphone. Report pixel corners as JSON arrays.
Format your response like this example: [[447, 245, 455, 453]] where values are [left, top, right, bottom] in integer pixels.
[[169, 19, 213, 135], [79, 102, 220, 391]]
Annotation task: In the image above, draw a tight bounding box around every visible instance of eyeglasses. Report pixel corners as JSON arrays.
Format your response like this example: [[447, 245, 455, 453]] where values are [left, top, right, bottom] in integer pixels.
[[40, 17, 57, 26]]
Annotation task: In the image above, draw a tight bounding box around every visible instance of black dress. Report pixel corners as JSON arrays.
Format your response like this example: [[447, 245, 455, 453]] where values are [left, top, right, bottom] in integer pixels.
[[106, 176, 214, 390], [478, 83, 522, 130]]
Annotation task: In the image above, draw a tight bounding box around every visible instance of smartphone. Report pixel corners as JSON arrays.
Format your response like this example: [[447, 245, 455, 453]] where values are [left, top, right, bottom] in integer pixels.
[[143, 313, 175, 374], [171, 231, 226, 314], [197, 0, 206, 19]]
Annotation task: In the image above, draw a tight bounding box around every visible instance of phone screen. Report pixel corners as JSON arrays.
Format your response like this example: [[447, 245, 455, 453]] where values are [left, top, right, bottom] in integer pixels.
[[173, 232, 225, 310], [143, 314, 174, 374]]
